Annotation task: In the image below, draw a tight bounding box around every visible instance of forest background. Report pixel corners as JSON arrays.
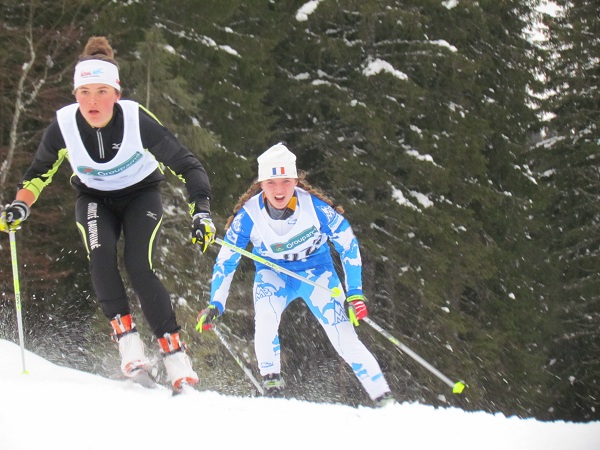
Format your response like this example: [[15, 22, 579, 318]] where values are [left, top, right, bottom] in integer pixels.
[[0, 0, 597, 422]]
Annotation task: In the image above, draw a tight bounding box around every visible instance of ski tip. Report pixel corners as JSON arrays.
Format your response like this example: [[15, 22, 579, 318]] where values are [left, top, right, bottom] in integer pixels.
[[112, 367, 157, 389], [172, 388, 182, 397], [132, 372, 157, 389], [172, 380, 197, 397]]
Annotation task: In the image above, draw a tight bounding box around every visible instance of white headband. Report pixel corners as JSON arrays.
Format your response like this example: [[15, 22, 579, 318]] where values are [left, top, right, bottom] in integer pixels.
[[257, 143, 298, 182], [73, 59, 120, 91]]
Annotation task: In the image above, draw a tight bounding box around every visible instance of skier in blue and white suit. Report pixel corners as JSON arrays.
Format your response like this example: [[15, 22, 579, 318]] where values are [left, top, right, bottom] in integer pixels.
[[197, 143, 395, 406]]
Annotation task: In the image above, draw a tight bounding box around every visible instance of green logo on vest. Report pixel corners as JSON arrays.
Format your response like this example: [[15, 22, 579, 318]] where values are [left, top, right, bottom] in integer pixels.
[[77, 151, 143, 177], [271, 226, 319, 253]]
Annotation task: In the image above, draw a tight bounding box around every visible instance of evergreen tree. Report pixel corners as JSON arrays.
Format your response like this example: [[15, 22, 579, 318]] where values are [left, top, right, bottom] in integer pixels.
[[2, 0, 594, 420], [0, 0, 111, 192], [255, 0, 550, 414], [534, 0, 600, 421], [0, 0, 114, 374]]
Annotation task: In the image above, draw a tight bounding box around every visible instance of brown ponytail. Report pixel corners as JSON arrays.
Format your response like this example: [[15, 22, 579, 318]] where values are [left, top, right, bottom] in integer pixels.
[[78, 36, 118, 67]]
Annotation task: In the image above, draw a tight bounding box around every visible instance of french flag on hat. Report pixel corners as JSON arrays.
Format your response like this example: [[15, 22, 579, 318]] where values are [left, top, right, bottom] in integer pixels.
[[257, 142, 298, 181]]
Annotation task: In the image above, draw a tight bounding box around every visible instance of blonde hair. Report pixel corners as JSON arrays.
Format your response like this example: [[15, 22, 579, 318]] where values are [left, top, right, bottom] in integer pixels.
[[224, 171, 344, 230]]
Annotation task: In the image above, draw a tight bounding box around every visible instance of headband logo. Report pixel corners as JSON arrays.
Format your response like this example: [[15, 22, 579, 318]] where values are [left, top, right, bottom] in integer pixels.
[[79, 68, 105, 78]]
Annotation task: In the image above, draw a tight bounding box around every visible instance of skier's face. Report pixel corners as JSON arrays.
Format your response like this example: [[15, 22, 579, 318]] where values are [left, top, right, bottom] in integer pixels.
[[75, 84, 120, 128], [261, 178, 298, 210]]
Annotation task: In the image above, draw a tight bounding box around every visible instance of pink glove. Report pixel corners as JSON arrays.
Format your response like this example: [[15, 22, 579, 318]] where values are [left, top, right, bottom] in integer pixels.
[[347, 295, 368, 326]]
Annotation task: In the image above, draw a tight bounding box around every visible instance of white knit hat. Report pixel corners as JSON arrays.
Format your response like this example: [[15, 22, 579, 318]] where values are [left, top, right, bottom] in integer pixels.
[[257, 143, 298, 182], [74, 59, 121, 91]]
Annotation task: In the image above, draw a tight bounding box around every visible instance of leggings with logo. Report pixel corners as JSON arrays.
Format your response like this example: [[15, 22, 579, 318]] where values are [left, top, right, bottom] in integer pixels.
[[75, 186, 179, 337], [253, 263, 391, 401]]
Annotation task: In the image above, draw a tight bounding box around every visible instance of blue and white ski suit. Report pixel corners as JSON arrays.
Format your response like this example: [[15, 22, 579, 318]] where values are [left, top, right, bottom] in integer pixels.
[[209, 187, 390, 400]]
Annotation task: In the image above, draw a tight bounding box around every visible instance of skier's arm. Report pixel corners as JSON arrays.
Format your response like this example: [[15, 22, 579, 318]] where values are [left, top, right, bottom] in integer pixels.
[[315, 201, 363, 297], [209, 210, 253, 313], [316, 201, 368, 325], [139, 110, 211, 214], [18, 122, 68, 207], [1, 124, 66, 231]]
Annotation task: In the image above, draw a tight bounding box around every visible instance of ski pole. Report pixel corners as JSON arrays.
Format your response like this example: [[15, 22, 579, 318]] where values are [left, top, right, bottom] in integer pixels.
[[363, 317, 465, 394], [212, 327, 264, 395], [214, 238, 342, 297], [9, 229, 28, 374], [215, 237, 466, 394]]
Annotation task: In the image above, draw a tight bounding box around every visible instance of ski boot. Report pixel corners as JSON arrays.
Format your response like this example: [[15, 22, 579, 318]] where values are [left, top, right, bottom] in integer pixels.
[[158, 332, 199, 395], [110, 314, 155, 388], [262, 373, 285, 397], [374, 391, 396, 408]]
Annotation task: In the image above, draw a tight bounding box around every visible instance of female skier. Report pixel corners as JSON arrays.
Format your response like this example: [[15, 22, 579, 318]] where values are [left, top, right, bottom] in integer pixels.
[[196, 142, 395, 407], [0, 36, 215, 392]]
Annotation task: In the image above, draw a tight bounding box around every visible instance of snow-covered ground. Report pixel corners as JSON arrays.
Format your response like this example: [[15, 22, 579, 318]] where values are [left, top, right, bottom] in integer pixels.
[[1, 339, 598, 449]]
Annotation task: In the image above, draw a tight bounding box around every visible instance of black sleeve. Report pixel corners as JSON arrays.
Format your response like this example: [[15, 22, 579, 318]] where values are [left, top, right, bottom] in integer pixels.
[[19, 121, 68, 200], [139, 111, 212, 213]]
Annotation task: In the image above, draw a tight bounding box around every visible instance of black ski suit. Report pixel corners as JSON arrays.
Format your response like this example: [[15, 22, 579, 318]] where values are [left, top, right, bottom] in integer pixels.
[[19, 100, 211, 337]]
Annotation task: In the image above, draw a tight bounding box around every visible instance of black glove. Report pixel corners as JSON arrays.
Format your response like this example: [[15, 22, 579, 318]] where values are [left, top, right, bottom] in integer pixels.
[[195, 304, 220, 332], [0, 200, 30, 231], [191, 212, 216, 252]]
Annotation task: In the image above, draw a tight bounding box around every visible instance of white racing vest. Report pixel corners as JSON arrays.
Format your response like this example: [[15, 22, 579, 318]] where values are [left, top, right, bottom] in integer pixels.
[[244, 188, 328, 262], [57, 100, 159, 191]]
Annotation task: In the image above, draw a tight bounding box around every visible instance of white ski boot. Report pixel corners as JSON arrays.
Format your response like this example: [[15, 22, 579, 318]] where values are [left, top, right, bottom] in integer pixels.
[[110, 314, 154, 387], [158, 332, 199, 394]]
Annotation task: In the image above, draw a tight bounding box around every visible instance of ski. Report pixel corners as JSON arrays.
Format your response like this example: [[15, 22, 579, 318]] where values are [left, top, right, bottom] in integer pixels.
[[110, 363, 158, 389], [171, 380, 196, 396], [128, 368, 157, 389]]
